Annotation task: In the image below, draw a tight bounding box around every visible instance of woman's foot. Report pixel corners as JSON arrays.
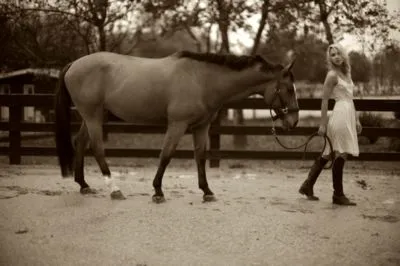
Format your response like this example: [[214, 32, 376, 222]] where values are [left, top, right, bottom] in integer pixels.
[[332, 194, 356, 206], [299, 182, 319, 201], [298, 157, 328, 201]]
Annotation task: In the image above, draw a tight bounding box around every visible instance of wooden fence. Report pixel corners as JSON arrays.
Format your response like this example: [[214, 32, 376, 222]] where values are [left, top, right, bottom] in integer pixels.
[[0, 94, 399, 167]]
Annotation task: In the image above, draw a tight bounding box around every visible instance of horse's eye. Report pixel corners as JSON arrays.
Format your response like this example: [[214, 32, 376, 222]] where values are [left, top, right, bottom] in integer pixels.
[[287, 85, 295, 93]]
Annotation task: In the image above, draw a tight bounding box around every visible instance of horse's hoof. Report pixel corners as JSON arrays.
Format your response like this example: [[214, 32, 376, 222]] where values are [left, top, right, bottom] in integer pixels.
[[80, 187, 97, 194], [110, 190, 126, 200], [203, 194, 217, 202], [152, 195, 166, 204]]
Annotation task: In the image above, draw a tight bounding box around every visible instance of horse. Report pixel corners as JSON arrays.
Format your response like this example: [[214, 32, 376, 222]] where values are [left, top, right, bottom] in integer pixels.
[[55, 50, 299, 203]]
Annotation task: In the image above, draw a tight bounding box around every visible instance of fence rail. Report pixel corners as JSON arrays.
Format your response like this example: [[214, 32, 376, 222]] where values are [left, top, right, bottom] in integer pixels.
[[0, 94, 399, 166]]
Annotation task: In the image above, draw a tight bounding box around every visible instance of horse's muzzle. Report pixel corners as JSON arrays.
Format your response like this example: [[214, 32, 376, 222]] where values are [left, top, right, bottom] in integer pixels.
[[272, 107, 299, 121], [282, 109, 299, 130]]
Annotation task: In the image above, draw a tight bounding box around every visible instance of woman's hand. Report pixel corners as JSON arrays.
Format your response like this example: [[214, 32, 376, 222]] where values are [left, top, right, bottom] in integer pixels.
[[356, 120, 362, 135], [318, 124, 327, 136]]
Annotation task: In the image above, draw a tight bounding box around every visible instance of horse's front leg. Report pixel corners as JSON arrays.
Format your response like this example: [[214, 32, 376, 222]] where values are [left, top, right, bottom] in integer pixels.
[[192, 123, 216, 202], [152, 122, 187, 203]]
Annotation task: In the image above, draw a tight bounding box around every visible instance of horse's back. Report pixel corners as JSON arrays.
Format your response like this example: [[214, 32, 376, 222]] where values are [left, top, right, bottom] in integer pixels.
[[65, 52, 170, 97], [64, 52, 182, 123], [66, 52, 168, 82]]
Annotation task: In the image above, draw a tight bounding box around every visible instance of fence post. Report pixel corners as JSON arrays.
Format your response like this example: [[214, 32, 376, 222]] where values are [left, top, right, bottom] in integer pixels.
[[209, 111, 221, 168], [9, 103, 22, 164]]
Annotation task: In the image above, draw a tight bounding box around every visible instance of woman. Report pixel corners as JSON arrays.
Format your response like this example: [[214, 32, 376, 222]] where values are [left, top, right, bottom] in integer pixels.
[[299, 43, 362, 206]]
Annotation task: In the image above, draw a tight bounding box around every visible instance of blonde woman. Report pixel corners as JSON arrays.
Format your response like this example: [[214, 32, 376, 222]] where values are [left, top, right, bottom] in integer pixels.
[[299, 43, 362, 206]]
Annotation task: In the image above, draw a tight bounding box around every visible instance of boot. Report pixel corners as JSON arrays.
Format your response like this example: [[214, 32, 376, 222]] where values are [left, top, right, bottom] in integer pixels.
[[299, 156, 328, 200], [332, 157, 356, 206]]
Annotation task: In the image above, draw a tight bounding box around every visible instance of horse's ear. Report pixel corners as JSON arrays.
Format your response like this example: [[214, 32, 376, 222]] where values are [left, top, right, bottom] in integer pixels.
[[255, 54, 266, 62], [284, 57, 296, 72], [255, 55, 275, 72], [283, 50, 296, 73]]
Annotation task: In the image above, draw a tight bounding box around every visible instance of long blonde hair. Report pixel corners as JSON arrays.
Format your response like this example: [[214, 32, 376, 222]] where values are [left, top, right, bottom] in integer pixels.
[[326, 43, 351, 78]]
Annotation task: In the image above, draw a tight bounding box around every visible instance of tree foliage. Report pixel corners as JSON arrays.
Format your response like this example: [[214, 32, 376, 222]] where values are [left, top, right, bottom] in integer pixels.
[[372, 41, 400, 92], [349, 51, 371, 83], [0, 0, 398, 95]]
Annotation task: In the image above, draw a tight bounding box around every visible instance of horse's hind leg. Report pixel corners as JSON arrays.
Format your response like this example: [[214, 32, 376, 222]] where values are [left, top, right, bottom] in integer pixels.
[[84, 113, 126, 200], [152, 122, 187, 203], [192, 123, 215, 202], [73, 122, 94, 194]]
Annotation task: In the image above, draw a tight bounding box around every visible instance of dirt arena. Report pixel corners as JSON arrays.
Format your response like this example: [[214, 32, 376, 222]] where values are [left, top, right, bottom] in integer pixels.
[[0, 159, 399, 266]]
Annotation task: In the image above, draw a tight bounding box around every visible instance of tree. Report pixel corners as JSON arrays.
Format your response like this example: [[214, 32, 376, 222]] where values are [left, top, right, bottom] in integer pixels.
[[349, 51, 371, 83], [211, 0, 308, 147], [0, 3, 88, 70], [310, 0, 398, 49], [0, 0, 186, 70], [314, 0, 337, 44], [24, 0, 143, 52], [260, 29, 328, 83], [372, 41, 400, 95]]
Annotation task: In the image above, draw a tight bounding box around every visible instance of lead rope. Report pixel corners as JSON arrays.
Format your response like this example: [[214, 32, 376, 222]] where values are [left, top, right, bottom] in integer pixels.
[[270, 109, 334, 169]]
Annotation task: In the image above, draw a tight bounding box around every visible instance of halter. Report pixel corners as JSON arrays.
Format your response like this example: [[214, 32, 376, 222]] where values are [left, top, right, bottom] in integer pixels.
[[269, 84, 299, 121]]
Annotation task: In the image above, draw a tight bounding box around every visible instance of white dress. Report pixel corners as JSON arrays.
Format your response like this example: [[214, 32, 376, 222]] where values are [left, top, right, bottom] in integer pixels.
[[323, 75, 359, 157]]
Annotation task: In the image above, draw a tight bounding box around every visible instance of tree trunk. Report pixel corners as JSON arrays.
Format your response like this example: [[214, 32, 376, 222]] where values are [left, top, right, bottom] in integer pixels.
[[98, 25, 107, 51], [233, 0, 271, 149], [216, 0, 230, 54], [316, 0, 334, 44], [251, 0, 270, 55], [215, 0, 230, 126], [216, 0, 248, 148]]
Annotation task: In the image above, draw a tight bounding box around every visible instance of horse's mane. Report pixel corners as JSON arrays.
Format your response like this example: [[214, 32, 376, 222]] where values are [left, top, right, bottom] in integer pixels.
[[177, 51, 275, 71]]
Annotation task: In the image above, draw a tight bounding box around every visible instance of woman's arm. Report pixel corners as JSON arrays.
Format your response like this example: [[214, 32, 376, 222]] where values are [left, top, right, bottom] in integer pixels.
[[318, 71, 337, 135]]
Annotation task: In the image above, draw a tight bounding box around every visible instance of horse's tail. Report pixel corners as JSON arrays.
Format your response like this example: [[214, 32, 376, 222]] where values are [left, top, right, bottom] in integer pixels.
[[55, 62, 74, 177]]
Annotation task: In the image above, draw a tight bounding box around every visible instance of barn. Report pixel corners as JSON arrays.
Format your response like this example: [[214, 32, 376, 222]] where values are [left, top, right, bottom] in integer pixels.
[[0, 68, 59, 122]]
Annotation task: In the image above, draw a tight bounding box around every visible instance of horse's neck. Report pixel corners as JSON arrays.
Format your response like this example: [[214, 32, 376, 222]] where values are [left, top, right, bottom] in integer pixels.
[[224, 88, 259, 104], [211, 68, 272, 102]]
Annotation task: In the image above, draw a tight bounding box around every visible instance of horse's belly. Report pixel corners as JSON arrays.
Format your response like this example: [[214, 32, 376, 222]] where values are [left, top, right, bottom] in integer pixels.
[[106, 99, 168, 124]]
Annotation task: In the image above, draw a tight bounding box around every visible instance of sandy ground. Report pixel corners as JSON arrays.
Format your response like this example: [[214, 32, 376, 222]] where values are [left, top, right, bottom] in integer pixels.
[[0, 160, 399, 266]]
